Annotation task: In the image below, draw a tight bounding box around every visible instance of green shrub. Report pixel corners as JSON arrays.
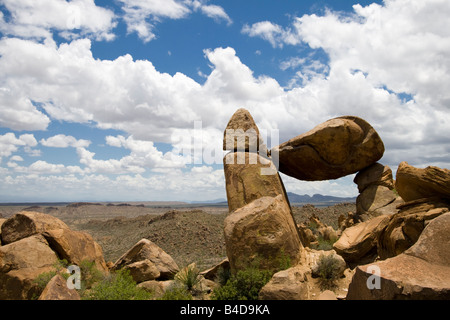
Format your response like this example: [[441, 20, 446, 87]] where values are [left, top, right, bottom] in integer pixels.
[[211, 267, 273, 300], [316, 254, 341, 290], [158, 283, 193, 300], [215, 266, 231, 287], [78, 260, 104, 293], [174, 264, 201, 291], [314, 235, 337, 251], [82, 269, 152, 300]]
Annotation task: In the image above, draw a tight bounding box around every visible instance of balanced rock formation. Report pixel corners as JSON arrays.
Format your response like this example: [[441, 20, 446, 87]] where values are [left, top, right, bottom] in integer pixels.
[[112, 239, 179, 281], [272, 116, 384, 181], [223, 108, 263, 152], [347, 212, 450, 299], [395, 161, 450, 202]]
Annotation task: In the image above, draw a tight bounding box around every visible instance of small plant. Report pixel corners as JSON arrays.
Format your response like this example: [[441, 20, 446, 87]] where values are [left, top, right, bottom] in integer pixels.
[[316, 254, 341, 290], [315, 235, 337, 251], [211, 267, 273, 300], [175, 264, 201, 291], [77, 260, 104, 295], [33, 259, 70, 292], [215, 266, 231, 287], [159, 283, 193, 300], [82, 269, 152, 300]]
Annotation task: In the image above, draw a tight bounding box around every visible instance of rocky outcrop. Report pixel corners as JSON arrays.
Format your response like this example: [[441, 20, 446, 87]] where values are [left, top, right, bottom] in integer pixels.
[[347, 212, 450, 300], [272, 116, 384, 181], [224, 195, 303, 272], [354, 163, 402, 221], [0, 211, 109, 300], [0, 234, 59, 300], [112, 239, 179, 280], [377, 197, 449, 259], [43, 228, 108, 273], [258, 264, 310, 300], [1, 211, 69, 245], [38, 274, 81, 300], [395, 161, 450, 202], [121, 259, 160, 283], [333, 215, 390, 264]]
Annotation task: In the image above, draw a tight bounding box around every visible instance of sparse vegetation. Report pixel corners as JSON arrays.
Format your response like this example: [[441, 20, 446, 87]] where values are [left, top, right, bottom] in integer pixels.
[[316, 254, 342, 290], [174, 264, 201, 291], [158, 283, 193, 300], [211, 267, 273, 300], [82, 269, 152, 300]]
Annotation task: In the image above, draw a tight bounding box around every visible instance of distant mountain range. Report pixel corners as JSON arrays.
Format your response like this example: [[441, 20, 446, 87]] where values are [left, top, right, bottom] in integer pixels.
[[287, 192, 356, 204]]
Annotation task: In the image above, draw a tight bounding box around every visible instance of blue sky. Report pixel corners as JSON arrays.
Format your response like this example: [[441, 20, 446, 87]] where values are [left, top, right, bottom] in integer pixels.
[[0, 0, 449, 202]]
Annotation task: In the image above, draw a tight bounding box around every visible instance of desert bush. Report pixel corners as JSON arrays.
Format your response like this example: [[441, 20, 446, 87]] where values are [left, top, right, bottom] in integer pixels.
[[174, 264, 201, 291], [82, 269, 152, 300], [34, 259, 70, 291], [316, 254, 341, 290], [211, 267, 273, 300], [215, 266, 231, 287], [158, 283, 193, 300], [314, 235, 337, 251]]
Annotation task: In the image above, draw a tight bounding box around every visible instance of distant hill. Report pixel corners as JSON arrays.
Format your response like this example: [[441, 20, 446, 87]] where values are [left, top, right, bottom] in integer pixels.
[[287, 192, 356, 205]]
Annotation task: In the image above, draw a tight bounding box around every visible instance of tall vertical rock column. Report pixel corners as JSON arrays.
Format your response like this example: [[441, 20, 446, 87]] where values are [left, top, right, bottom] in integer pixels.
[[222, 108, 303, 272]]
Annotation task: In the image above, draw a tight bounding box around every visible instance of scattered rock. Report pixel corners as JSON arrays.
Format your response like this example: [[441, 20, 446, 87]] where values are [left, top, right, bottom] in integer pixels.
[[224, 195, 303, 272], [200, 258, 230, 281], [112, 239, 179, 279], [272, 116, 384, 181], [395, 161, 450, 202], [43, 228, 109, 273], [38, 274, 81, 300], [356, 185, 397, 219], [1, 211, 69, 245], [333, 215, 390, 264], [377, 197, 449, 259], [346, 213, 450, 300], [259, 265, 310, 300], [0, 235, 59, 300], [354, 163, 394, 193], [123, 259, 160, 283]]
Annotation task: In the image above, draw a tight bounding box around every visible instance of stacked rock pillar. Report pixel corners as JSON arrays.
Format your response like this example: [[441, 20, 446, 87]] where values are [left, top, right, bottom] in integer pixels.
[[222, 108, 303, 273]]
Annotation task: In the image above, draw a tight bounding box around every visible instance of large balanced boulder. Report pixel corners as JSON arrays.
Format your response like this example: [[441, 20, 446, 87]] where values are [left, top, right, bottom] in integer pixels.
[[224, 195, 303, 272], [333, 215, 390, 264], [112, 239, 179, 280], [0, 235, 59, 300], [272, 116, 384, 181], [395, 162, 450, 202], [347, 212, 450, 299], [43, 228, 109, 273], [223, 151, 290, 213], [377, 197, 449, 259], [1, 211, 69, 245]]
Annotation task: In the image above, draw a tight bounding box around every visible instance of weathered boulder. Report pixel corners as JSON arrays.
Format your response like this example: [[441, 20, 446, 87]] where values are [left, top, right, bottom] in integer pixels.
[[354, 163, 394, 193], [317, 290, 338, 300], [395, 161, 450, 202], [377, 197, 449, 259], [113, 239, 179, 279], [1, 211, 69, 245], [38, 274, 81, 300], [43, 228, 108, 273], [123, 259, 160, 284], [272, 116, 384, 181], [200, 258, 230, 281], [333, 215, 390, 263], [0, 235, 59, 300], [347, 213, 450, 300], [223, 152, 290, 213], [356, 185, 398, 219], [0, 218, 5, 246], [224, 195, 303, 272], [223, 108, 263, 152], [258, 265, 310, 300]]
